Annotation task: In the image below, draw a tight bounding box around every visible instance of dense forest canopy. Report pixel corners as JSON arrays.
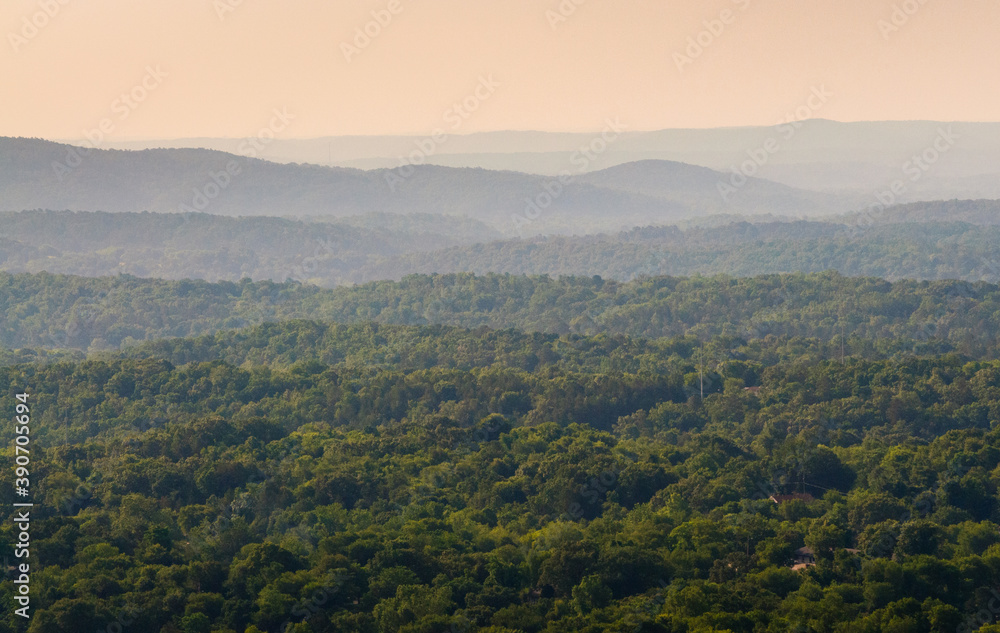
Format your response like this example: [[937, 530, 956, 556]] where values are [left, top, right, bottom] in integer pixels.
[[2, 270, 1000, 359], [3, 319, 1000, 632]]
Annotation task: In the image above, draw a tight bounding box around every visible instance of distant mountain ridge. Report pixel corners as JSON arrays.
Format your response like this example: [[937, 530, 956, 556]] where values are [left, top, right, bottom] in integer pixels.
[[0, 137, 855, 234], [576, 159, 846, 216], [84, 120, 1000, 200]]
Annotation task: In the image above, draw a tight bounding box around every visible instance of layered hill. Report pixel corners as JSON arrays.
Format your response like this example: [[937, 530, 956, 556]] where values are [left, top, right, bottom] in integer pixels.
[[0, 210, 499, 284], [2, 270, 998, 356], [359, 218, 1000, 283], [0, 137, 855, 234], [96, 120, 1000, 200], [4, 202, 1000, 286]]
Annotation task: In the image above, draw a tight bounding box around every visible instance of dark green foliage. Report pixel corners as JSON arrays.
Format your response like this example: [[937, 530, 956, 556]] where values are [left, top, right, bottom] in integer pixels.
[[2, 323, 1000, 631]]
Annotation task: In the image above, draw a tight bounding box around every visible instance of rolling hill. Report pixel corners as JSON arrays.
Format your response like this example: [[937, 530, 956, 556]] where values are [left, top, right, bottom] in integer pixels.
[[3, 202, 1000, 286], [2, 270, 999, 357], [0, 137, 856, 235], [93, 120, 1000, 200]]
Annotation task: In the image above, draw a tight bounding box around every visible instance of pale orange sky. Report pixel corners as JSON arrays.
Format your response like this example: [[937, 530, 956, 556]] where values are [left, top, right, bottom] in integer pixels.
[[2, 0, 998, 139]]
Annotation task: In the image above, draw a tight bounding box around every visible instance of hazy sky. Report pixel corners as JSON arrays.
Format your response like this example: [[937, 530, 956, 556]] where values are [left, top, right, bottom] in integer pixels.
[[3, 0, 997, 139]]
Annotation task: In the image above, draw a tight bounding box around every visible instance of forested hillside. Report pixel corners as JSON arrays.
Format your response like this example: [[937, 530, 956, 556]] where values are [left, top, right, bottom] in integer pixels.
[[0, 210, 498, 284], [5, 206, 1000, 286], [845, 199, 1000, 226], [359, 220, 1000, 283], [3, 271, 1000, 356], [3, 322, 1000, 631]]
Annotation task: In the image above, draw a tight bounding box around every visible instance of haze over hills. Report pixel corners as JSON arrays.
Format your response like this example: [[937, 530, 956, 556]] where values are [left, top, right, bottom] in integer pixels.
[[575, 160, 847, 216], [3, 131, 999, 287], [2, 201, 1000, 286], [0, 137, 857, 234], [87, 120, 1000, 200], [837, 199, 1000, 225], [358, 218, 1000, 284], [0, 210, 499, 284], [2, 269, 999, 356]]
